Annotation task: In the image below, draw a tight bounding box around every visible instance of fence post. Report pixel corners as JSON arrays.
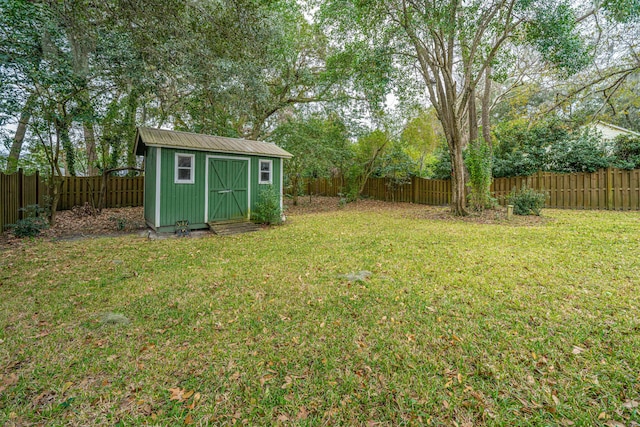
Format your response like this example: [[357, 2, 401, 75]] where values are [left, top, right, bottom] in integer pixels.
[[536, 171, 542, 191], [411, 176, 417, 203], [35, 170, 40, 208], [606, 167, 614, 210], [18, 168, 24, 219]]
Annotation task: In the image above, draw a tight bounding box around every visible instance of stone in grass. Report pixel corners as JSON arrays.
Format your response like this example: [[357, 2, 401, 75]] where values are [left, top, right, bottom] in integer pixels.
[[100, 312, 130, 326], [338, 270, 373, 282]]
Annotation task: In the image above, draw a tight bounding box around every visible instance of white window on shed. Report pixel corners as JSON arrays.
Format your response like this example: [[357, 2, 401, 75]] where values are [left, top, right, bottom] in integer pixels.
[[259, 159, 272, 184], [175, 153, 195, 184]]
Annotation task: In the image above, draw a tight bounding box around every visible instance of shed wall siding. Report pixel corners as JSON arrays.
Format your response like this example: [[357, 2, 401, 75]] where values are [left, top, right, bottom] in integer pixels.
[[156, 149, 282, 228], [159, 148, 206, 227], [144, 147, 156, 226]]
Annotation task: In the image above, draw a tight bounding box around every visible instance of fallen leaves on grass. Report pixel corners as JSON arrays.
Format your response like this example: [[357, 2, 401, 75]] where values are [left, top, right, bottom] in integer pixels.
[[169, 387, 194, 402], [168, 387, 202, 413], [187, 393, 201, 410], [407, 204, 551, 226], [296, 406, 309, 420], [0, 206, 146, 246], [260, 373, 276, 386], [61, 381, 73, 394], [2, 206, 640, 425], [571, 345, 586, 355], [0, 373, 18, 393], [32, 390, 56, 407], [285, 196, 423, 216]]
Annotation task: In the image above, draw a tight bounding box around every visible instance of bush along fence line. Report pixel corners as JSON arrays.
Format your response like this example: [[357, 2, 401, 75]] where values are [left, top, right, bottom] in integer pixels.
[[300, 167, 640, 211], [1, 169, 144, 231]]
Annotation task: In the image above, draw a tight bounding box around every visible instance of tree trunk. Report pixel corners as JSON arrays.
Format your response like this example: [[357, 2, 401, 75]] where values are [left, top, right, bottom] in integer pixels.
[[84, 121, 98, 175], [125, 93, 138, 171], [291, 174, 299, 206], [56, 116, 75, 176], [449, 139, 468, 216], [98, 169, 108, 212], [68, 29, 99, 176], [6, 93, 36, 174], [6, 109, 31, 174], [468, 87, 478, 145], [49, 176, 62, 226], [437, 96, 469, 216], [481, 67, 492, 147], [78, 86, 99, 175], [249, 117, 265, 141]]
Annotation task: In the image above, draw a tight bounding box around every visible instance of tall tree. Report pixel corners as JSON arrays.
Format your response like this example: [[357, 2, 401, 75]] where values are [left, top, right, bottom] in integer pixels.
[[0, 0, 45, 173], [320, 0, 595, 214]]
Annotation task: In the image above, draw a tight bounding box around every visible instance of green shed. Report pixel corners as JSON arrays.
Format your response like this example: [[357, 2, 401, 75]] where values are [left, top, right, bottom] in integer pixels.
[[134, 127, 292, 232]]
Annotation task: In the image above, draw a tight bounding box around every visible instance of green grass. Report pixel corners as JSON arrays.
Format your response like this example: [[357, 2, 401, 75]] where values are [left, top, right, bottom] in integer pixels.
[[1, 207, 639, 426]]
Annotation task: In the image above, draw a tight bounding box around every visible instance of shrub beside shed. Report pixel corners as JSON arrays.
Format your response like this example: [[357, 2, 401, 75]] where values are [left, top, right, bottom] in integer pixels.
[[134, 127, 292, 232]]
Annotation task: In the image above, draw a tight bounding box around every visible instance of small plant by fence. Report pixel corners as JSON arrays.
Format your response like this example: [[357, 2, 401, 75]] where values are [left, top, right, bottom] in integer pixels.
[[300, 167, 640, 211], [1, 169, 144, 231]]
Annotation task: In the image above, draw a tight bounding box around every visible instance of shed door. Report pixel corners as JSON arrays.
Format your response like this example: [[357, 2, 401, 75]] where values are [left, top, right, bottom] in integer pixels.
[[208, 158, 249, 222]]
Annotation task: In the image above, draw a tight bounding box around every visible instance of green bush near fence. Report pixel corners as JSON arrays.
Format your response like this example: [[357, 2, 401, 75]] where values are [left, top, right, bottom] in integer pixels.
[[7, 204, 49, 237], [507, 186, 547, 215], [252, 185, 283, 225]]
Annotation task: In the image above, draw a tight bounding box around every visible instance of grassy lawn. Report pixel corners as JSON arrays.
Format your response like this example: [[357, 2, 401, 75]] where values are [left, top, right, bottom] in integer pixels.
[[1, 202, 639, 426]]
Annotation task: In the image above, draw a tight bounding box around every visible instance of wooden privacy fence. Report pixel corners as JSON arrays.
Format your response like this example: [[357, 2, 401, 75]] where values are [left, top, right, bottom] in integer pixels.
[[302, 176, 344, 197], [492, 169, 640, 210], [362, 177, 452, 205], [304, 168, 640, 211], [56, 175, 144, 210], [3, 168, 640, 231], [299, 176, 452, 205], [0, 170, 46, 232], [1, 169, 144, 231]]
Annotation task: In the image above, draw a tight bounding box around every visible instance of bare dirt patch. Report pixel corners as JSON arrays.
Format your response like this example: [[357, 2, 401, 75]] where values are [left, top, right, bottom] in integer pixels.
[[1, 206, 146, 248], [286, 196, 551, 226], [284, 195, 424, 216], [407, 204, 552, 226], [45, 206, 146, 238]]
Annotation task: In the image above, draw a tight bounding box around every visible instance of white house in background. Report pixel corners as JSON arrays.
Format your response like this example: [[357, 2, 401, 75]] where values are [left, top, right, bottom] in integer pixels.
[[591, 121, 640, 142]]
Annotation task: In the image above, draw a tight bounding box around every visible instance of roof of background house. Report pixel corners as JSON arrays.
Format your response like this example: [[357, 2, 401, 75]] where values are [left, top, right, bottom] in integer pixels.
[[593, 121, 640, 137], [134, 127, 292, 158]]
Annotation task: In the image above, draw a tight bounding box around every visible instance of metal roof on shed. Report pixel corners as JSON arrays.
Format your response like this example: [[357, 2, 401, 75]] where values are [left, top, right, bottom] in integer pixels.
[[134, 127, 292, 158]]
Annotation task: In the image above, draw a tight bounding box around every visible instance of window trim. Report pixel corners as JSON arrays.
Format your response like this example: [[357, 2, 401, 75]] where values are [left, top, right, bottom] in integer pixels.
[[174, 153, 195, 184], [258, 159, 273, 184]]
